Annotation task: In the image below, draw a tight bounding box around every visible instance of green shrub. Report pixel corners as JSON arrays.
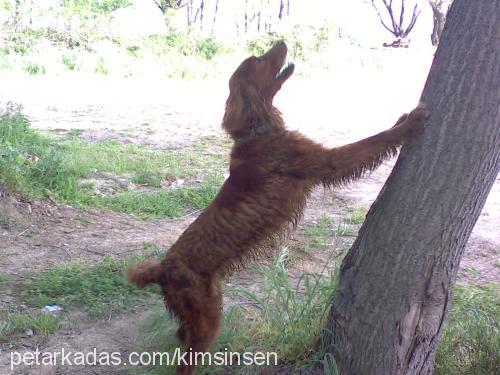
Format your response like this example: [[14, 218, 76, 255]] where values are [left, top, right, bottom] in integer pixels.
[[195, 37, 224, 60], [247, 32, 281, 56]]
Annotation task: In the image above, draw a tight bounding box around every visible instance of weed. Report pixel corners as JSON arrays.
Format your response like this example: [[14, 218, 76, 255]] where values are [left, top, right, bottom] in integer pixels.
[[61, 54, 78, 70], [24, 62, 46, 75], [95, 56, 108, 75]]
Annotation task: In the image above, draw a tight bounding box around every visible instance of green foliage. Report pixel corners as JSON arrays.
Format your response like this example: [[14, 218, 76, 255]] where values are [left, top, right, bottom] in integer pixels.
[[18, 255, 158, 318], [61, 54, 79, 70], [61, 0, 131, 14], [23, 62, 46, 75], [247, 32, 281, 56], [195, 37, 225, 60], [247, 25, 332, 60], [144, 33, 226, 61], [435, 284, 499, 375]]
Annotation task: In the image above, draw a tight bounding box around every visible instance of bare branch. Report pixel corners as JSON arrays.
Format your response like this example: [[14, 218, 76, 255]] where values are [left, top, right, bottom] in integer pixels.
[[399, 0, 405, 30], [402, 3, 421, 37], [371, 1, 398, 36]]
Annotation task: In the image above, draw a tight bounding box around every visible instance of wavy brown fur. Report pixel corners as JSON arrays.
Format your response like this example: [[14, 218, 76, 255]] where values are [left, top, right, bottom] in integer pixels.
[[126, 41, 429, 375]]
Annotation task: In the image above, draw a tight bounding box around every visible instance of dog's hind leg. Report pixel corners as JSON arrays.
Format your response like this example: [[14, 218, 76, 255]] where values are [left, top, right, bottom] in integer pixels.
[[175, 282, 223, 375]]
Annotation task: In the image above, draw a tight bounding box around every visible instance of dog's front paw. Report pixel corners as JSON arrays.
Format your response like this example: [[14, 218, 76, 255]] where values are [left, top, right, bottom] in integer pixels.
[[408, 103, 431, 123], [398, 103, 430, 141]]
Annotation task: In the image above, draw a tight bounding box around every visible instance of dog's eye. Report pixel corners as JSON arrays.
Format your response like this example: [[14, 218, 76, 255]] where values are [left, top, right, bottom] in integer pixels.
[[254, 58, 262, 64]]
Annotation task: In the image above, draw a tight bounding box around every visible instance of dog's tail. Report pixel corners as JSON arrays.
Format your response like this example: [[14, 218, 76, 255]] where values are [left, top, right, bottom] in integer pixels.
[[127, 259, 164, 288]]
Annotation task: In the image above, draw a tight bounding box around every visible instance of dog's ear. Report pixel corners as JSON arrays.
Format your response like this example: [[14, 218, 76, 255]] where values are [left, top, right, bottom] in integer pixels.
[[222, 83, 272, 138]]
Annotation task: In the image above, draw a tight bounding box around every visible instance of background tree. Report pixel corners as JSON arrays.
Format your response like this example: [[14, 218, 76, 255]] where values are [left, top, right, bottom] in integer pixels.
[[154, 0, 188, 14], [324, 0, 499, 373], [427, 0, 452, 46], [371, 0, 421, 46]]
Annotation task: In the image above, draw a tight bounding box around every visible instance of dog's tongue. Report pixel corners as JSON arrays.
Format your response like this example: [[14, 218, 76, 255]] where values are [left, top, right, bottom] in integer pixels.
[[276, 62, 295, 82]]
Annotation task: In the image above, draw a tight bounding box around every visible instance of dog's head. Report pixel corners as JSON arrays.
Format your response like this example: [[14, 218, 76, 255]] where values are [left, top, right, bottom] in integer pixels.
[[229, 40, 295, 102], [222, 41, 294, 138]]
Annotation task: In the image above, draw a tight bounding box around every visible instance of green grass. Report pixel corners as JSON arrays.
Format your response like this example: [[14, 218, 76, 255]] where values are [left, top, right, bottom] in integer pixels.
[[0, 104, 228, 219], [332, 225, 355, 237], [435, 283, 499, 375], [0, 211, 13, 229], [93, 175, 223, 218], [344, 207, 367, 225], [0, 272, 11, 287], [18, 254, 161, 319], [136, 248, 339, 374], [0, 312, 61, 342], [304, 216, 333, 250]]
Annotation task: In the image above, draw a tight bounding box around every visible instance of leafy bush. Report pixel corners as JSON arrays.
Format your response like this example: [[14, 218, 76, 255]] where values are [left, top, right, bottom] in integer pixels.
[[247, 32, 282, 56], [195, 37, 225, 60]]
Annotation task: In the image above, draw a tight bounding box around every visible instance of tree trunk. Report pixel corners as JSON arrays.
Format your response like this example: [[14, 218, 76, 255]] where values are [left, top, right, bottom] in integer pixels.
[[211, 0, 219, 34], [429, 2, 446, 46], [324, 1, 500, 374]]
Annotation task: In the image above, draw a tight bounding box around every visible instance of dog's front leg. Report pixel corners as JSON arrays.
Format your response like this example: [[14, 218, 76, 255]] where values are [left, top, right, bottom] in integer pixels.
[[321, 105, 429, 185]]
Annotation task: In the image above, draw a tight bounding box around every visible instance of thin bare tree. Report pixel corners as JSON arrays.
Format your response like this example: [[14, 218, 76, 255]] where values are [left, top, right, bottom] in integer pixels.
[[371, 0, 421, 46], [211, 0, 219, 34], [428, 0, 452, 46]]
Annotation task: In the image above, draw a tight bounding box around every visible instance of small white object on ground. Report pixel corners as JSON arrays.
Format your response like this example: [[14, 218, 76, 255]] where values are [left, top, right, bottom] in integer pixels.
[[41, 305, 63, 314]]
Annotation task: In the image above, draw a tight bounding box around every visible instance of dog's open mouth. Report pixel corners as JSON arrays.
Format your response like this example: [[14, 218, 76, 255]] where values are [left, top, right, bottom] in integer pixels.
[[276, 61, 295, 82], [262, 40, 295, 84]]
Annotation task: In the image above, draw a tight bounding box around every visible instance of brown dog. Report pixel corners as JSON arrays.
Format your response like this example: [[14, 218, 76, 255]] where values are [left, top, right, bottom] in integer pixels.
[[127, 41, 429, 374]]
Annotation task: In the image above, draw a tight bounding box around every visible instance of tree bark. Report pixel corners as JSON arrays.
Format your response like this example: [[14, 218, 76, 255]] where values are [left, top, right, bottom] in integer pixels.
[[324, 1, 499, 374]]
